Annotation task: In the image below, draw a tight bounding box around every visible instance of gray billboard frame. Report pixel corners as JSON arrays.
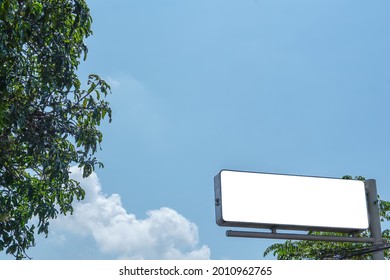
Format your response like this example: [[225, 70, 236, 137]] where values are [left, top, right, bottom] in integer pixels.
[[215, 171, 387, 260]]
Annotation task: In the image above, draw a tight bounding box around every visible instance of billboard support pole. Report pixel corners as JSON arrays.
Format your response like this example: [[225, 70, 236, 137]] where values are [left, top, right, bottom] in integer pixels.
[[365, 179, 385, 260], [226, 230, 374, 243]]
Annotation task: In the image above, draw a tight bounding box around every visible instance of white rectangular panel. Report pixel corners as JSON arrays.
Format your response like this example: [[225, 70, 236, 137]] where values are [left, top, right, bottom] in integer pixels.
[[214, 170, 369, 232]]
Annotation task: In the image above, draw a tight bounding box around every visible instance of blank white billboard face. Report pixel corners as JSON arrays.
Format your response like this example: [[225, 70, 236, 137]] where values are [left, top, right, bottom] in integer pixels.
[[214, 170, 369, 232]]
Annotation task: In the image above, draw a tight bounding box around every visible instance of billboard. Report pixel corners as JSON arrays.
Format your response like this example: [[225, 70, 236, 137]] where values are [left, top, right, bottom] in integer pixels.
[[214, 170, 369, 233]]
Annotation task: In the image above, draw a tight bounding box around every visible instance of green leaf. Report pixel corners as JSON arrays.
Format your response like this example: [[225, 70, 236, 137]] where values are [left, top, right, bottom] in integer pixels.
[[31, 2, 43, 15]]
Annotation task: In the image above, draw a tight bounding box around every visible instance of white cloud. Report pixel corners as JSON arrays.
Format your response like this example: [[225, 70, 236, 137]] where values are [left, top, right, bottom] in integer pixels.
[[106, 76, 121, 89], [51, 166, 210, 260]]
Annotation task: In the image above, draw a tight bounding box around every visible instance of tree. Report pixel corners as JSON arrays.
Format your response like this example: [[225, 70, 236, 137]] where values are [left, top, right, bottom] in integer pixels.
[[0, 0, 112, 259], [263, 176, 390, 260]]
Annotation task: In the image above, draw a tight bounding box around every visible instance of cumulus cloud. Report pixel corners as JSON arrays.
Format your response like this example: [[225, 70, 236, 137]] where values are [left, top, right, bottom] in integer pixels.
[[51, 166, 210, 259]]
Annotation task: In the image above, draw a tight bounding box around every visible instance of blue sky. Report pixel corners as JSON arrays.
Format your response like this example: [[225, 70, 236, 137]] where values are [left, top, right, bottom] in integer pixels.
[[2, 0, 390, 260]]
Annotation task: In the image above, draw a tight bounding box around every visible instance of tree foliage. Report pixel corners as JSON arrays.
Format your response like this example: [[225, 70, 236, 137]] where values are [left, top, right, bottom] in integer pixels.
[[0, 0, 112, 259], [263, 176, 390, 260]]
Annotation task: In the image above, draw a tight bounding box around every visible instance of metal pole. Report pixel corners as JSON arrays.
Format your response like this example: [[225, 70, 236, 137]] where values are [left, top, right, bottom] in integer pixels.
[[226, 230, 374, 243], [365, 179, 385, 260]]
